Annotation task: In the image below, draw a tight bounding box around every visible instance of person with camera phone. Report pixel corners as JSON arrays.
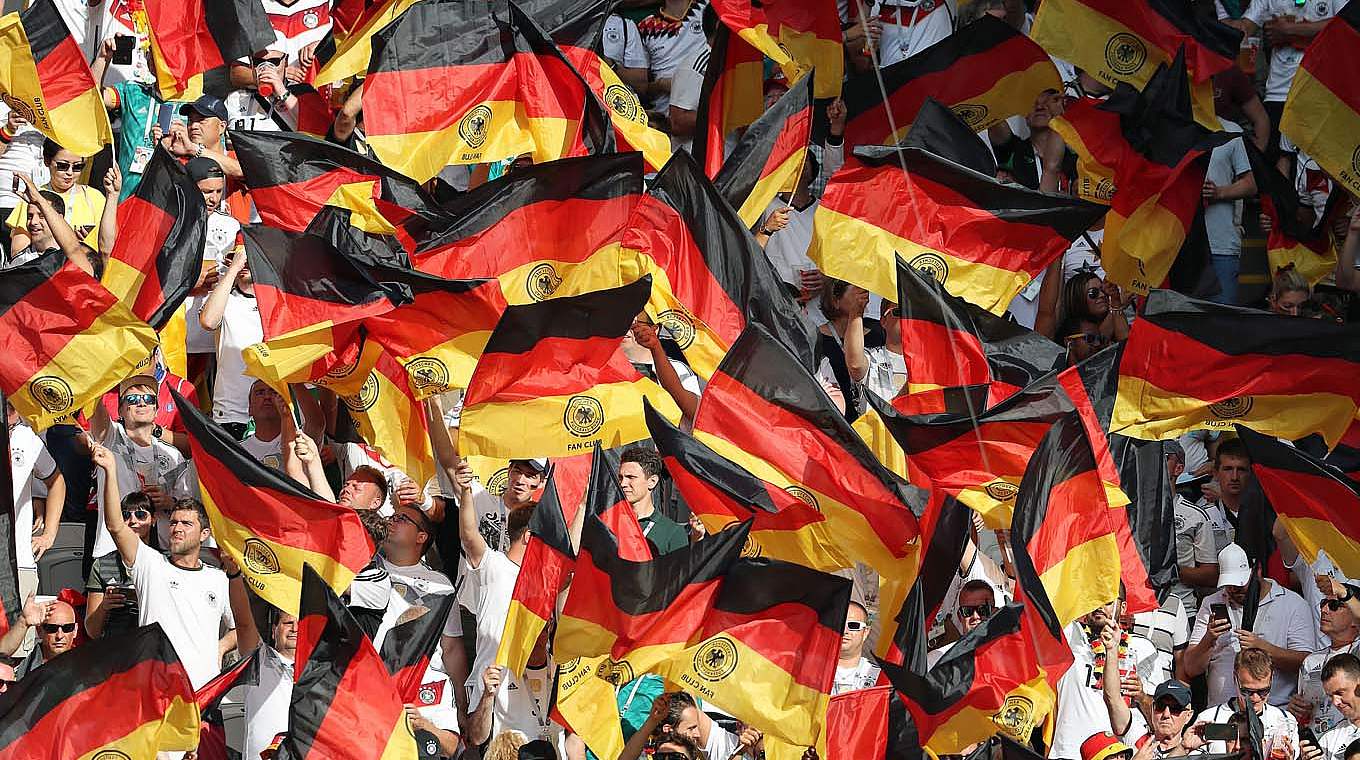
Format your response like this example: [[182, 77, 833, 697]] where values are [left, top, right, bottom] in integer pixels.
[[1188, 648, 1299, 758]]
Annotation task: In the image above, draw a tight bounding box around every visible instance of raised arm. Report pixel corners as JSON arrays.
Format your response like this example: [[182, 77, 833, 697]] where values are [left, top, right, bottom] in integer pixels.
[[456, 459, 488, 568], [97, 165, 122, 255], [17, 173, 96, 276], [91, 441, 139, 567]]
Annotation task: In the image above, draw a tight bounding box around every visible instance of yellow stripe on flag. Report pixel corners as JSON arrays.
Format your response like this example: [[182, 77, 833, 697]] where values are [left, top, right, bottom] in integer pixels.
[[1281, 66, 1360, 198], [366, 100, 537, 182], [810, 206, 1036, 315], [202, 492, 362, 616], [1276, 514, 1360, 574], [314, 0, 422, 86], [554, 656, 625, 760], [460, 377, 682, 460], [75, 695, 200, 760], [1039, 533, 1121, 626], [1111, 373, 1359, 447], [735, 146, 807, 228]]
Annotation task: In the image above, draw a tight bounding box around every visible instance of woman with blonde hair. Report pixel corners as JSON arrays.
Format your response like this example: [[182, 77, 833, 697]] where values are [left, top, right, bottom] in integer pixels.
[[484, 730, 528, 760], [1267, 267, 1311, 316]]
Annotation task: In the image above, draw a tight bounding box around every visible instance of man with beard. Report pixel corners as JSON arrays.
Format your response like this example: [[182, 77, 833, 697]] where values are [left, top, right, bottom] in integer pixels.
[[96, 444, 235, 689]]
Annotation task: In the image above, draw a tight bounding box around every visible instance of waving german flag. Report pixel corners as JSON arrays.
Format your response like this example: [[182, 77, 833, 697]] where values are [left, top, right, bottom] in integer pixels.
[[1280, 4, 1360, 197], [195, 648, 262, 760], [870, 383, 1067, 530], [1011, 412, 1132, 625], [692, 24, 766, 176], [880, 493, 1071, 754], [380, 594, 456, 704], [811, 146, 1105, 314], [692, 323, 925, 585], [338, 345, 436, 490], [242, 223, 400, 346], [142, 0, 277, 100], [496, 469, 575, 677], [459, 277, 682, 460], [287, 565, 417, 760], [1030, 0, 1241, 127], [363, 0, 604, 182], [0, 0, 113, 156], [896, 259, 1065, 408], [1239, 425, 1360, 578], [652, 558, 850, 748], [314, 0, 422, 86], [233, 130, 445, 248], [541, 0, 672, 172], [711, 0, 841, 98], [646, 400, 848, 571], [554, 508, 750, 669], [1051, 54, 1232, 295], [172, 387, 375, 614], [103, 148, 208, 330], [843, 16, 1061, 145], [0, 252, 159, 429], [411, 153, 638, 306], [1245, 140, 1338, 285], [0, 623, 200, 758], [713, 72, 812, 227], [1112, 290, 1360, 447], [624, 150, 817, 381], [362, 269, 506, 400]]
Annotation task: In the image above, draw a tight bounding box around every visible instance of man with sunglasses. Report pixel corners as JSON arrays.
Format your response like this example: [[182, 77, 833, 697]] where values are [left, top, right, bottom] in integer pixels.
[[1291, 583, 1360, 739], [928, 580, 1001, 668], [1118, 680, 1197, 758], [1190, 648, 1299, 757], [0, 595, 80, 678], [83, 492, 155, 638], [836, 601, 887, 694], [88, 373, 193, 560], [1185, 543, 1316, 708]]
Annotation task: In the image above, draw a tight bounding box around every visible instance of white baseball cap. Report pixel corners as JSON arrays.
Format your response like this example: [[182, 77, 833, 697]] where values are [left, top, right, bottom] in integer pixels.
[[1217, 543, 1252, 588]]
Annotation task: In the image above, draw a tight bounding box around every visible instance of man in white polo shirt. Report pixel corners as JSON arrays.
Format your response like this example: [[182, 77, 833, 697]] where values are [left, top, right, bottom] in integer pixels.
[[1185, 543, 1318, 708]]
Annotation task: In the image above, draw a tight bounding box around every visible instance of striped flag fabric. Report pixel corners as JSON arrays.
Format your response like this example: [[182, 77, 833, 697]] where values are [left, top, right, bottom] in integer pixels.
[[0, 252, 159, 429], [0, 0, 113, 155], [102, 147, 209, 330], [0, 623, 200, 758], [172, 386, 375, 615], [1279, 2, 1360, 198]]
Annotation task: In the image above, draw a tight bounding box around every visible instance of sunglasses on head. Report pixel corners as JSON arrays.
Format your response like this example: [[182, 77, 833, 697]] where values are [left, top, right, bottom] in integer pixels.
[[52, 160, 85, 173], [121, 393, 156, 407], [41, 622, 75, 634], [844, 620, 867, 632], [122, 508, 151, 520], [958, 603, 993, 619]]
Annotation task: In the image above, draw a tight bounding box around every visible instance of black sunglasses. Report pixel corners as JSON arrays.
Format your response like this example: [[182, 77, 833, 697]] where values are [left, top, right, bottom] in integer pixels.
[[958, 603, 993, 619], [52, 160, 85, 172], [41, 622, 75, 634], [1322, 599, 1347, 611], [122, 508, 151, 520], [1239, 685, 1271, 698], [1086, 287, 1105, 299], [654, 754, 691, 760]]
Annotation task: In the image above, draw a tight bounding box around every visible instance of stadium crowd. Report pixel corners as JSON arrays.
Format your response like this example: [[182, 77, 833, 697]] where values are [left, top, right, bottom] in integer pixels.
[[0, 0, 1359, 758]]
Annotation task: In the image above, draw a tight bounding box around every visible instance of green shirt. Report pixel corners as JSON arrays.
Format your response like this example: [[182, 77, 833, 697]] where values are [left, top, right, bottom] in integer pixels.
[[637, 511, 689, 556], [109, 81, 163, 200]]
